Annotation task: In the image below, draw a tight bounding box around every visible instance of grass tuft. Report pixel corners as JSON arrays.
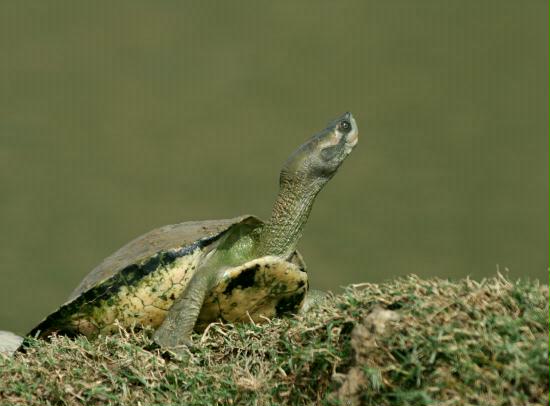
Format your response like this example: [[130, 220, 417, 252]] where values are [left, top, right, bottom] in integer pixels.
[[1, 273, 547, 405]]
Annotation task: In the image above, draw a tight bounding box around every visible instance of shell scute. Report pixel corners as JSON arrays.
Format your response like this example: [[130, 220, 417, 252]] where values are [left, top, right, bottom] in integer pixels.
[[196, 256, 307, 330]]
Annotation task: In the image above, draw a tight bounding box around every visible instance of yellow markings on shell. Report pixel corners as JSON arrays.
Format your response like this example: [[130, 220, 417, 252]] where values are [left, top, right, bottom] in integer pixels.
[[70, 248, 203, 336], [196, 256, 307, 330]]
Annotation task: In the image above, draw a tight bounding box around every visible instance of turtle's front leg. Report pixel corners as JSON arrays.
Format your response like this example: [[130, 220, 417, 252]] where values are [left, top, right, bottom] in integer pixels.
[[153, 267, 217, 350]]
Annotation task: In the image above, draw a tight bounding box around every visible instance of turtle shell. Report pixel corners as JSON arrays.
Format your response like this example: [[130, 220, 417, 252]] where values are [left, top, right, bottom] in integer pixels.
[[28, 215, 306, 339], [196, 256, 308, 331]]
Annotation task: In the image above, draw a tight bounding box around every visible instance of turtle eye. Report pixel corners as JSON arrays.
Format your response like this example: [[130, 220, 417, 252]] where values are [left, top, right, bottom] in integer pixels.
[[339, 120, 351, 132]]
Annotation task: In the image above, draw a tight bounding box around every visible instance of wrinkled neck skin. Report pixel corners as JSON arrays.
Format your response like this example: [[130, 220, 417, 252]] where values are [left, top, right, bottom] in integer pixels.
[[256, 173, 327, 259]]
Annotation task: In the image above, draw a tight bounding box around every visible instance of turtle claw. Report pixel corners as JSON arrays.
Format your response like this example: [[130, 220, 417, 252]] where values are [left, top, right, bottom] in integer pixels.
[[167, 345, 192, 362], [153, 333, 197, 361], [156, 341, 195, 362], [173, 337, 196, 353]]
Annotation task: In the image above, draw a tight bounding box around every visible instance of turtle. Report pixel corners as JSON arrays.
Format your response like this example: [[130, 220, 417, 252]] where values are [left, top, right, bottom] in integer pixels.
[[0, 112, 358, 355]]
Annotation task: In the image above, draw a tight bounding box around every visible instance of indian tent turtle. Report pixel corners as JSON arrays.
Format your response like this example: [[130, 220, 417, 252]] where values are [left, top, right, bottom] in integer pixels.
[[0, 112, 358, 354]]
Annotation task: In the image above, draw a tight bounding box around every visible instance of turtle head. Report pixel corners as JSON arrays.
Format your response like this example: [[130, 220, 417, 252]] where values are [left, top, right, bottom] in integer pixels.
[[257, 112, 358, 257], [280, 112, 358, 188]]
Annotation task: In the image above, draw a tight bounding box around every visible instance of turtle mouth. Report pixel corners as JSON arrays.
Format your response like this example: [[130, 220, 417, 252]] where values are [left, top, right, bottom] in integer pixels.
[[343, 128, 358, 155], [346, 130, 359, 147], [343, 112, 359, 150]]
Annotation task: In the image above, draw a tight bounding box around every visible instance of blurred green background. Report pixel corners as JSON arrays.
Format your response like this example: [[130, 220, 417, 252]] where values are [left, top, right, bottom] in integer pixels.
[[0, 1, 547, 334]]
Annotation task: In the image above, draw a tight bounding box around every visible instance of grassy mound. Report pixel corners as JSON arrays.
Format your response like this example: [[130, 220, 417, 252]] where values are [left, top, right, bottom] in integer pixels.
[[1, 274, 548, 405]]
